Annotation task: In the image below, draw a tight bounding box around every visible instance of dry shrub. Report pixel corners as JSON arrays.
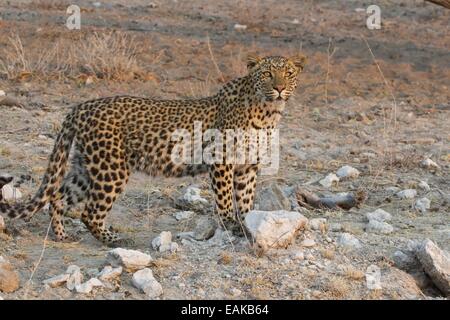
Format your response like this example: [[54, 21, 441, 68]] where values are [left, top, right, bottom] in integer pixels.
[[324, 276, 351, 298], [0, 34, 57, 81], [0, 32, 147, 82], [72, 32, 143, 81]]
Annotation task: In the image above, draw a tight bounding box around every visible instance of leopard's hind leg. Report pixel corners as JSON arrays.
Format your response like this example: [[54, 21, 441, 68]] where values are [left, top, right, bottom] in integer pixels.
[[48, 150, 90, 241]]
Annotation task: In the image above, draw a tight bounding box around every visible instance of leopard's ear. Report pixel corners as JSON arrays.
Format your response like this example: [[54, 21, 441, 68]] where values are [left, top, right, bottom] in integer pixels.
[[289, 54, 307, 71], [246, 54, 261, 70]]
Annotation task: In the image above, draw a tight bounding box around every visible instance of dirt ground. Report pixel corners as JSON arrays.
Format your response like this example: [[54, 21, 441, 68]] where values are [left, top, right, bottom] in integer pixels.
[[0, 0, 449, 300]]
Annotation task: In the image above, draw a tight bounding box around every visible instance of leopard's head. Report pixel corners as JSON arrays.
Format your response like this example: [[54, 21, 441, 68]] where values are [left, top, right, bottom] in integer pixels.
[[247, 54, 306, 102]]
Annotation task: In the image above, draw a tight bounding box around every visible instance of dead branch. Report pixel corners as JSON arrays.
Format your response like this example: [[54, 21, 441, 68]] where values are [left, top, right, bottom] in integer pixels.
[[426, 0, 450, 9], [296, 188, 367, 210]]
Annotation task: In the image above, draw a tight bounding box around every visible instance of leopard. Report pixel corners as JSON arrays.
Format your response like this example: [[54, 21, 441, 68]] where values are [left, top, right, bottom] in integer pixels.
[[0, 54, 306, 247]]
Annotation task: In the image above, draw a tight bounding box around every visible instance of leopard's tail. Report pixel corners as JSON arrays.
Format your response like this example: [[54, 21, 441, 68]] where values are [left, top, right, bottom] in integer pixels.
[[0, 112, 76, 220]]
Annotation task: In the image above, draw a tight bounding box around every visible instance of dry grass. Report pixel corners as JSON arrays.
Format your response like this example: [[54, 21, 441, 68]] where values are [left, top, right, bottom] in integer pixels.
[[218, 251, 233, 265], [321, 248, 335, 260], [343, 265, 365, 281], [0, 32, 148, 82], [324, 276, 351, 298]]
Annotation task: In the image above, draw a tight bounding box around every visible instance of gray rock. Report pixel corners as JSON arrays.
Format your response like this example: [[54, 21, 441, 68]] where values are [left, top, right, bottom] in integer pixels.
[[413, 197, 431, 214], [336, 165, 360, 179], [193, 216, 217, 241], [132, 268, 163, 299], [366, 209, 392, 222], [329, 223, 343, 232], [366, 220, 394, 234], [393, 250, 419, 270], [337, 233, 362, 249], [107, 248, 152, 272], [207, 228, 235, 245], [244, 210, 308, 251], [396, 189, 417, 199], [175, 186, 209, 212], [415, 239, 450, 296], [254, 183, 291, 211], [173, 211, 194, 221]]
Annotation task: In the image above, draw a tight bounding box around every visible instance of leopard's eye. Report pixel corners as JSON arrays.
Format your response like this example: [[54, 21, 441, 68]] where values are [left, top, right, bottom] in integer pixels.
[[285, 71, 293, 77], [263, 71, 272, 78]]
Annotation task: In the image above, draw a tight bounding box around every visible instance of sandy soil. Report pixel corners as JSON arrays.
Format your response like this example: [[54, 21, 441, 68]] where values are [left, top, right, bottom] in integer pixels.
[[0, 0, 449, 300]]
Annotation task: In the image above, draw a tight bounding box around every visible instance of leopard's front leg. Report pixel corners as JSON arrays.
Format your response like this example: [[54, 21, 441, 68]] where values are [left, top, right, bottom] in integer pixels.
[[209, 164, 242, 233], [234, 164, 258, 220]]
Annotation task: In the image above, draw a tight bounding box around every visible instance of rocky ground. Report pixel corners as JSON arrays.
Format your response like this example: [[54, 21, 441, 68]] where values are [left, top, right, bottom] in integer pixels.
[[0, 0, 449, 300]]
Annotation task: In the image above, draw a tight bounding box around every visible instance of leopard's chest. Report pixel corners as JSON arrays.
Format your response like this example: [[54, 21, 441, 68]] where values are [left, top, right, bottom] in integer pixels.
[[249, 100, 286, 129]]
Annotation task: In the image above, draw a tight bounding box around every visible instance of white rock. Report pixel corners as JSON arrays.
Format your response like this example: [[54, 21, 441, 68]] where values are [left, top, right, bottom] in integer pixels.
[[1, 184, 22, 201], [92, 2, 102, 7], [336, 165, 360, 179], [151, 231, 172, 251], [291, 18, 300, 24], [355, 7, 365, 12], [418, 181, 431, 192], [329, 223, 342, 232], [291, 251, 304, 261], [42, 274, 70, 288], [420, 158, 440, 170], [0, 90, 5, 96], [415, 239, 450, 295], [366, 220, 394, 234], [75, 278, 103, 294], [0, 216, 5, 233], [132, 268, 163, 299], [173, 211, 194, 221], [319, 173, 339, 188], [366, 208, 392, 222], [230, 287, 241, 296], [66, 265, 84, 291], [413, 197, 431, 214], [301, 239, 316, 247], [234, 24, 247, 31], [107, 248, 152, 272], [97, 266, 122, 282], [396, 189, 417, 199], [337, 233, 362, 249], [244, 210, 308, 251], [309, 218, 327, 231], [386, 186, 401, 193]]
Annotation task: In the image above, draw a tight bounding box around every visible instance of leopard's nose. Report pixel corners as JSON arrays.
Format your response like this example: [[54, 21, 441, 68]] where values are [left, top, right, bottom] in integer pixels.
[[274, 85, 285, 93]]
